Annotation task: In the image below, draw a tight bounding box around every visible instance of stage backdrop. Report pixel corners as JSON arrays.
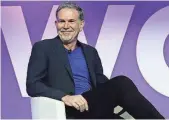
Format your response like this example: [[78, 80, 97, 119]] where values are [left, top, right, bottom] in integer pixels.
[[1, 1, 169, 119]]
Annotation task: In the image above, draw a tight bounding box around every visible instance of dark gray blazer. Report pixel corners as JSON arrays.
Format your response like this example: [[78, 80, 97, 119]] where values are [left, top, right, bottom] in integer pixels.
[[26, 36, 108, 100]]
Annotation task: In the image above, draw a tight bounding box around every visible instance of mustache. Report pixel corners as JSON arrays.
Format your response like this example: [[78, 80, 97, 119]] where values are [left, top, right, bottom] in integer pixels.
[[60, 29, 73, 32], [61, 31, 73, 32]]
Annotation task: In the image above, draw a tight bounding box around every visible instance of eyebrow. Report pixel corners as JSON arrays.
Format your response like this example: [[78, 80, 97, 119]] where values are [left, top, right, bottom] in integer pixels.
[[58, 19, 76, 21]]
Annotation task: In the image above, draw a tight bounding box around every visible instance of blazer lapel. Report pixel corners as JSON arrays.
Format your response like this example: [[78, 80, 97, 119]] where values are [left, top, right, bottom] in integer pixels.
[[80, 42, 96, 87], [53, 37, 74, 81]]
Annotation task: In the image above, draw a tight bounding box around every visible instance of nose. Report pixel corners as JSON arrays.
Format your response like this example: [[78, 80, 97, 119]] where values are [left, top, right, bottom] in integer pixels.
[[63, 22, 69, 29]]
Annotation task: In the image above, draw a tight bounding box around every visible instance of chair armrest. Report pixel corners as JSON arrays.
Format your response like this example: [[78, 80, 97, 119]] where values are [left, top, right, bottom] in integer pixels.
[[31, 97, 66, 119]]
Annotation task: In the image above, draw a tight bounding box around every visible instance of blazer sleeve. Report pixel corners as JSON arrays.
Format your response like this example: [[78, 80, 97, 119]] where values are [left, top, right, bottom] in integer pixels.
[[26, 42, 67, 100], [94, 49, 109, 85]]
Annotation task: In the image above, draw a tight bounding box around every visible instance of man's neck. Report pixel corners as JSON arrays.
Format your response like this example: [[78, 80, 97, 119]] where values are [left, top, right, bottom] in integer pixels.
[[63, 40, 78, 51]]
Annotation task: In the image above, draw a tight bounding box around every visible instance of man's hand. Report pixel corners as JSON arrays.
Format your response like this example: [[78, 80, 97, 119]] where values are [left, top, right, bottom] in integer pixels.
[[61, 95, 89, 112]]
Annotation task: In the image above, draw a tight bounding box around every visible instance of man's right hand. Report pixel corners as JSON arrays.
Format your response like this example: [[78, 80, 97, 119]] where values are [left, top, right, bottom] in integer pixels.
[[61, 95, 89, 112]]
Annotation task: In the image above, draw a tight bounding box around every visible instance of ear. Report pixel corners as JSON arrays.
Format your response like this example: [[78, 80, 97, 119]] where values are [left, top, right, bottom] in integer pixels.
[[55, 20, 58, 28], [79, 20, 85, 31]]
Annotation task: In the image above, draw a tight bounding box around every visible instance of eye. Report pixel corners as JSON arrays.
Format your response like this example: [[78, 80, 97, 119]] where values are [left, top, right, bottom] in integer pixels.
[[58, 20, 65, 23], [69, 20, 75, 23]]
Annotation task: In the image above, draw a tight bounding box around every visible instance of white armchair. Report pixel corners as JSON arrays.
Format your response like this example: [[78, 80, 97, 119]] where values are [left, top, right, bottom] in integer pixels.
[[31, 97, 134, 119], [31, 97, 66, 119]]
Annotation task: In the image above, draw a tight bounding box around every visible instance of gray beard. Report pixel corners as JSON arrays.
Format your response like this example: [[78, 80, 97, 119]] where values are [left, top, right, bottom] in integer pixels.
[[62, 40, 72, 45]]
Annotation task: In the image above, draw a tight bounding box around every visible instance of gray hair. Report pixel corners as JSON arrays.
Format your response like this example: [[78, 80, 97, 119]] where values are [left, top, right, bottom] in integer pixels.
[[56, 2, 84, 21]]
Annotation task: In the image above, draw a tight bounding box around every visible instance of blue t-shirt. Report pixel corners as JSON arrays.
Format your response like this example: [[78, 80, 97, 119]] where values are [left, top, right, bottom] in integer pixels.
[[66, 47, 91, 95]]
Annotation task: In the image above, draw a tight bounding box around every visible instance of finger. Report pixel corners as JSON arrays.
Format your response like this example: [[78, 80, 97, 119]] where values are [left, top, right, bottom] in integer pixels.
[[73, 96, 85, 111], [80, 96, 89, 111], [72, 102, 80, 110], [75, 100, 85, 112], [84, 102, 89, 111]]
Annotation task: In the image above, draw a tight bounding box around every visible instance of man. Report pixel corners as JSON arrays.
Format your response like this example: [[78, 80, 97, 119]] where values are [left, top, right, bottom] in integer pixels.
[[26, 2, 164, 119]]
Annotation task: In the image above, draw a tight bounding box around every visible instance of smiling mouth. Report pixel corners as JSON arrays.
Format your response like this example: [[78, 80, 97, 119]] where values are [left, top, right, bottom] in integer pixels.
[[61, 31, 73, 35], [62, 31, 72, 32]]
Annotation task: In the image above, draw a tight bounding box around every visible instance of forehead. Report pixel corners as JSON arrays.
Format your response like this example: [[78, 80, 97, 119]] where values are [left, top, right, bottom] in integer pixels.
[[57, 8, 79, 20]]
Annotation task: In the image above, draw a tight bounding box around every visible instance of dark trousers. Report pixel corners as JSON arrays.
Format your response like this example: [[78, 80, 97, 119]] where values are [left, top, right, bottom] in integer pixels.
[[66, 76, 164, 119]]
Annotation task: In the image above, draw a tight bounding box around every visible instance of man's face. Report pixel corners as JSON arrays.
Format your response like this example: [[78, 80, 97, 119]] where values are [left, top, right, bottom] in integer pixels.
[[56, 8, 84, 44]]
